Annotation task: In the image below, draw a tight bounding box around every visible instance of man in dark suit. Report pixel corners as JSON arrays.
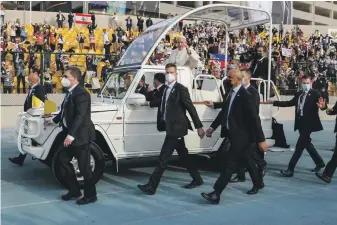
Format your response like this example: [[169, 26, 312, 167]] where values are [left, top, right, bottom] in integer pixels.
[[250, 46, 273, 97], [201, 69, 267, 204], [272, 75, 326, 177], [315, 102, 337, 183], [48, 66, 97, 205], [251, 46, 269, 83], [9, 66, 47, 166], [230, 70, 267, 183], [135, 75, 148, 96], [145, 73, 166, 102], [138, 63, 205, 195]]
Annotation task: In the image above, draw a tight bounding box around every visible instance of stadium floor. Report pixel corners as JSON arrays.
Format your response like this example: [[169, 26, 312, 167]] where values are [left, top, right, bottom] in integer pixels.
[[1, 121, 337, 225]]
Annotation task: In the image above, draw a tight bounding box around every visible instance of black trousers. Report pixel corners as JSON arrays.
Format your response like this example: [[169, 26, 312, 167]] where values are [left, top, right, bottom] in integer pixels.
[[237, 144, 267, 179], [324, 136, 337, 178], [288, 129, 325, 171], [148, 135, 202, 190], [214, 142, 263, 195], [59, 143, 97, 198], [16, 75, 26, 93]]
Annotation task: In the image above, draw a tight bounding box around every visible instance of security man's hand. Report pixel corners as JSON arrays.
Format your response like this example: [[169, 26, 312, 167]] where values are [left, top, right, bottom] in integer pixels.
[[64, 138, 73, 147]]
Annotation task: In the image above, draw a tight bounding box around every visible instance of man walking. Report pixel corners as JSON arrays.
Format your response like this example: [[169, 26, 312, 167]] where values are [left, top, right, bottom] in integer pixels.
[[9, 67, 46, 166], [49, 66, 97, 205], [272, 75, 326, 177], [201, 69, 267, 204], [138, 63, 205, 195]]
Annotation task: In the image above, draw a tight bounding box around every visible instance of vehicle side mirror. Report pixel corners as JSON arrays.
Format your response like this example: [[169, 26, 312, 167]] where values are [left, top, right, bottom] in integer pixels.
[[126, 93, 146, 109]]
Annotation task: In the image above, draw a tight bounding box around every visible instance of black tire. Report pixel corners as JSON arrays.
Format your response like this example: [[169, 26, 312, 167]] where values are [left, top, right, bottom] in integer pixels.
[[51, 142, 105, 189]]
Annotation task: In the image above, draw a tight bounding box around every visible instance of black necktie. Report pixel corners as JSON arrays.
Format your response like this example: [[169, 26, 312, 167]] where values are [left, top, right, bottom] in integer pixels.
[[224, 89, 234, 111], [161, 87, 168, 119], [222, 89, 234, 127], [61, 92, 70, 119]]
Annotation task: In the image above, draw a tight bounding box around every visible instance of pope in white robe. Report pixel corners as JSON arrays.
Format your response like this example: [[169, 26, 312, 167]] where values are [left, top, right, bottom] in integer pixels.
[[166, 36, 200, 69]]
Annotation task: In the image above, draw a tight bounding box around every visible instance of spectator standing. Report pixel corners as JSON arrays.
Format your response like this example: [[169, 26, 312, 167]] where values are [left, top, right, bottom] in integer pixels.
[[0, 4, 5, 24], [146, 17, 153, 29], [16, 59, 26, 93], [87, 23, 97, 34], [137, 15, 144, 33], [126, 15, 132, 32], [56, 11, 65, 28], [20, 25, 26, 41], [49, 30, 57, 51], [77, 32, 86, 53], [68, 12, 74, 29], [2, 69, 13, 94], [44, 69, 53, 94], [102, 29, 109, 45], [91, 12, 96, 27], [89, 33, 96, 52], [91, 73, 101, 93], [111, 12, 118, 29], [57, 34, 64, 50]]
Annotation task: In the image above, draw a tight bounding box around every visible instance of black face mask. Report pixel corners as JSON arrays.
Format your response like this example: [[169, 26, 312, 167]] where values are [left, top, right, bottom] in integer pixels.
[[225, 79, 233, 88]]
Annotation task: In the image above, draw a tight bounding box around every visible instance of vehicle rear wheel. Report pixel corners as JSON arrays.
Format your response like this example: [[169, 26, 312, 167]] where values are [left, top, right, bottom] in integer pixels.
[[51, 142, 105, 189]]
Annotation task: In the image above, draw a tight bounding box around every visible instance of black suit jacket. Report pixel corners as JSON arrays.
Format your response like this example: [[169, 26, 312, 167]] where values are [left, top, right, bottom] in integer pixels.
[[53, 85, 95, 146], [273, 89, 325, 133], [156, 82, 203, 137], [211, 86, 265, 152], [251, 57, 269, 81], [146, 84, 166, 105], [328, 102, 337, 133], [246, 85, 260, 113], [24, 84, 46, 112]]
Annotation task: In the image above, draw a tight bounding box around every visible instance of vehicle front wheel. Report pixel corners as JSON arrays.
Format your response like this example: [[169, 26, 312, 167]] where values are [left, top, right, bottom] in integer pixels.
[[51, 142, 105, 189]]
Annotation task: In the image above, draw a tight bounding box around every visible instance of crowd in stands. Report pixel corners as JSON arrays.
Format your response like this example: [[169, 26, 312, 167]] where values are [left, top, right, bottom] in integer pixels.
[[1, 9, 337, 96]]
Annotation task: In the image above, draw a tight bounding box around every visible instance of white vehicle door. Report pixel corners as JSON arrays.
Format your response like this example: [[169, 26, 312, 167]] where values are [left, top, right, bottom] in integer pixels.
[[179, 72, 223, 154], [123, 69, 165, 156]]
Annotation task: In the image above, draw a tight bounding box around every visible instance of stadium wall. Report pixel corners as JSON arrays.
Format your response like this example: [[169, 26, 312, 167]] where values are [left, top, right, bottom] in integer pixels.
[[4, 10, 337, 34]]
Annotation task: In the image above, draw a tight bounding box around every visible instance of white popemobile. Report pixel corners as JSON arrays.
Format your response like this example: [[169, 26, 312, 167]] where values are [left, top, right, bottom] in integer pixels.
[[14, 4, 283, 187]]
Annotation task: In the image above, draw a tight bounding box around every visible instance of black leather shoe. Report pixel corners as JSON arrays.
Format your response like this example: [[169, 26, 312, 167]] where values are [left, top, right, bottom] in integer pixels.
[[61, 192, 82, 201], [8, 157, 24, 166], [280, 169, 294, 177], [247, 183, 264, 195], [315, 172, 331, 184], [184, 179, 204, 189], [311, 165, 325, 172], [229, 175, 245, 183], [137, 184, 155, 195], [201, 191, 220, 204], [76, 196, 97, 205]]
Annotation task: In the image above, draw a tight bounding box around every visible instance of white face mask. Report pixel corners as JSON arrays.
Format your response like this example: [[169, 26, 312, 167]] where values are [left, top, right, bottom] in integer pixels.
[[61, 77, 71, 88], [165, 73, 176, 83]]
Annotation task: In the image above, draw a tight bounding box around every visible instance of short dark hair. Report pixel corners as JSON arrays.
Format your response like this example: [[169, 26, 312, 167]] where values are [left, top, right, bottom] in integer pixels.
[[302, 75, 311, 80], [165, 63, 177, 71], [154, 73, 165, 84], [257, 45, 267, 52], [31, 66, 40, 74], [66, 66, 82, 81]]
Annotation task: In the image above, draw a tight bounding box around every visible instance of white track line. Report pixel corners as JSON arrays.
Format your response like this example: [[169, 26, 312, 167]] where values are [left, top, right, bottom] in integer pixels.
[[1, 189, 133, 210]]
